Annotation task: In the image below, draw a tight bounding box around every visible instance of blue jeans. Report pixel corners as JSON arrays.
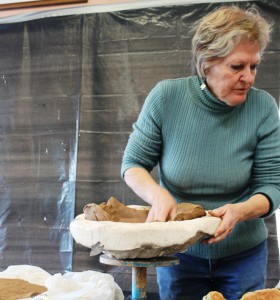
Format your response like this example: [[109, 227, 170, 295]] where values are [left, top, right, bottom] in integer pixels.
[[157, 241, 267, 300]]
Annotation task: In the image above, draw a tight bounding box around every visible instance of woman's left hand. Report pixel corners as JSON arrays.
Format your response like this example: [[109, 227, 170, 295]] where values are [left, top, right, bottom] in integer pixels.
[[203, 194, 270, 244], [204, 204, 241, 244]]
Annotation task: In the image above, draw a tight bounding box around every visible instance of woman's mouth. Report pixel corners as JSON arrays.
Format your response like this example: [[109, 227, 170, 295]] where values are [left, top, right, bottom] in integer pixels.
[[235, 88, 248, 94]]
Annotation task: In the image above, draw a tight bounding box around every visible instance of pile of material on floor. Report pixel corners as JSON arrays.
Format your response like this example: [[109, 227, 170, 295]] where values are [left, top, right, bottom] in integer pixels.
[[0, 265, 124, 300]]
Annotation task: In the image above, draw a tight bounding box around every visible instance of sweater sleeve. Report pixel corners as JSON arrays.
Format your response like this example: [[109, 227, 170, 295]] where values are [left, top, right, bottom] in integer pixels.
[[251, 97, 280, 216], [121, 82, 164, 178]]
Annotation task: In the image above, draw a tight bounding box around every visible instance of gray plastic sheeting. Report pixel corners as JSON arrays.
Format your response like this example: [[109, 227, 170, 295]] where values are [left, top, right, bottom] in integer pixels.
[[0, 0, 253, 24], [0, 18, 80, 273], [0, 1, 278, 290]]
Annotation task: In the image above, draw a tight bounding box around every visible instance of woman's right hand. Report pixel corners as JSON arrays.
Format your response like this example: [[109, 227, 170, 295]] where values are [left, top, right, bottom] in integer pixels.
[[146, 187, 177, 222], [124, 167, 177, 222]]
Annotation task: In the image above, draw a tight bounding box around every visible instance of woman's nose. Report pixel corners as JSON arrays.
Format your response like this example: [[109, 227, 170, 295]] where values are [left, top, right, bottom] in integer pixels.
[[240, 67, 255, 84]]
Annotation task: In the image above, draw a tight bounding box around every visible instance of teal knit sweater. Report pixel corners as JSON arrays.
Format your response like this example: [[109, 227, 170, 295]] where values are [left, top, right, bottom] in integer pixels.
[[121, 76, 280, 259]]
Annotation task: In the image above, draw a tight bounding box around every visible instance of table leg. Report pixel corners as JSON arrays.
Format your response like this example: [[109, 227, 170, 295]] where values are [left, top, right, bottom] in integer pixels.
[[131, 266, 147, 300]]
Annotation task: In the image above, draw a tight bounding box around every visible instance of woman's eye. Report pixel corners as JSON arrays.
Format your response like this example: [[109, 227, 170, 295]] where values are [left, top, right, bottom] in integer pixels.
[[231, 64, 258, 72], [251, 64, 258, 71], [231, 64, 243, 70]]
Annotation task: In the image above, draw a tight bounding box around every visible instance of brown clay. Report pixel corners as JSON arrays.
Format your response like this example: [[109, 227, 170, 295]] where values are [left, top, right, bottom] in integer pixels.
[[83, 197, 206, 222], [0, 278, 47, 300], [170, 202, 206, 221], [203, 288, 280, 300], [240, 288, 280, 300], [203, 291, 226, 300], [83, 197, 149, 223]]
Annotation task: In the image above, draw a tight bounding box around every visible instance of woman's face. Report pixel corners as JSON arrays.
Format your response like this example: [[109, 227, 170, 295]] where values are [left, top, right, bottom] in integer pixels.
[[205, 41, 261, 106]]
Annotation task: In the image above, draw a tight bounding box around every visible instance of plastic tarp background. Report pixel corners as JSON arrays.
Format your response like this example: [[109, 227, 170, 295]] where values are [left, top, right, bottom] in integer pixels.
[[0, 265, 124, 300], [0, 19, 80, 272], [0, 0, 279, 296]]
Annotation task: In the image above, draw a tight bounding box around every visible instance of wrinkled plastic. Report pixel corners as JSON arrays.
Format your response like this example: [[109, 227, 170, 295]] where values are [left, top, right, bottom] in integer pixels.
[[0, 265, 50, 285], [39, 271, 124, 300], [258, 0, 280, 9], [0, 16, 80, 273], [0, 1, 278, 295], [0, 265, 124, 300]]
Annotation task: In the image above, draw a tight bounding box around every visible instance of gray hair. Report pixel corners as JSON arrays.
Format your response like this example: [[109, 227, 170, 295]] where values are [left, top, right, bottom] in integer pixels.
[[192, 6, 272, 77]]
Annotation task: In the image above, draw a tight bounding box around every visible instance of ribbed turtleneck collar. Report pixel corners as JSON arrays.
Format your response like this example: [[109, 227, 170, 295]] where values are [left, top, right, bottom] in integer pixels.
[[194, 76, 237, 112]]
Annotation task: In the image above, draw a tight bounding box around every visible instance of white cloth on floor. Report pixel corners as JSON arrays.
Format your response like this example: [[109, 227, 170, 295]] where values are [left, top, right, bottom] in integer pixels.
[[0, 265, 124, 300]]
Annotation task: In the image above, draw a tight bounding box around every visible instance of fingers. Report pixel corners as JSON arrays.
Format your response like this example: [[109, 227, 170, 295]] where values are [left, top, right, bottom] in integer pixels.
[[207, 207, 226, 218], [145, 199, 177, 222], [168, 206, 178, 220], [146, 206, 169, 222], [203, 204, 239, 244], [146, 208, 161, 222], [205, 227, 233, 244]]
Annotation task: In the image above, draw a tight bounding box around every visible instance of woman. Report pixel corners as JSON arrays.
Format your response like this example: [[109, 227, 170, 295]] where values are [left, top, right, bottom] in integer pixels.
[[121, 6, 280, 300]]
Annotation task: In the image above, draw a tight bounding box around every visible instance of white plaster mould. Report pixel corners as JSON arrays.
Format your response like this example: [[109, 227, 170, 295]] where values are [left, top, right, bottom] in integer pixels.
[[70, 213, 221, 259]]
